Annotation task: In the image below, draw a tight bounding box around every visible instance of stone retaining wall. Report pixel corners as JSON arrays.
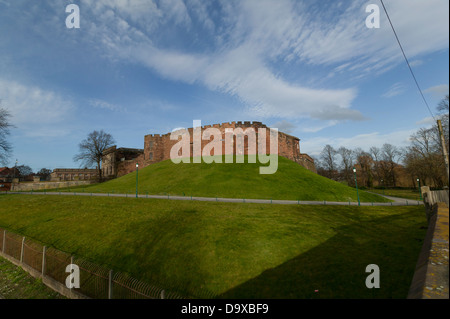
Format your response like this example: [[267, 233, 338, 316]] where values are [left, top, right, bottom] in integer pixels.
[[408, 202, 449, 299], [11, 181, 93, 192]]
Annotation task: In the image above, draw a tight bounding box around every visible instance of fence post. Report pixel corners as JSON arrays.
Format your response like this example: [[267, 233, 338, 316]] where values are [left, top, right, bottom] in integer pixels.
[[20, 237, 25, 263], [2, 230, 6, 253], [42, 246, 47, 276], [161, 290, 165, 299], [108, 270, 113, 299]]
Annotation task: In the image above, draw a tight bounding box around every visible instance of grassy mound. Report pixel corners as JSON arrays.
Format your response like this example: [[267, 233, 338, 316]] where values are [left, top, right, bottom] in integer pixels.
[[74, 156, 388, 202]]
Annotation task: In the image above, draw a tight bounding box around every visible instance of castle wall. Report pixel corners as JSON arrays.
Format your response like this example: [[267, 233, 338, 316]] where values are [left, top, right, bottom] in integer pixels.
[[50, 168, 98, 181], [102, 147, 144, 179], [116, 154, 146, 177], [105, 121, 316, 178]]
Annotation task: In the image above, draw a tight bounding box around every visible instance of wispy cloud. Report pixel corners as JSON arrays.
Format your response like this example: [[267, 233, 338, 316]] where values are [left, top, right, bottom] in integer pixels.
[[424, 84, 449, 98], [409, 59, 423, 67], [382, 82, 406, 98], [416, 116, 436, 126], [85, 0, 446, 122], [4, 0, 449, 125], [89, 98, 126, 112], [0, 78, 74, 137], [270, 120, 296, 134], [298, 120, 339, 133], [67, 1, 366, 121]]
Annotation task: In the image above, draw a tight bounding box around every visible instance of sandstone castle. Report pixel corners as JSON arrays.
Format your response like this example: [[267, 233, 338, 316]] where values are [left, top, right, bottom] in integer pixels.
[[101, 121, 316, 178]]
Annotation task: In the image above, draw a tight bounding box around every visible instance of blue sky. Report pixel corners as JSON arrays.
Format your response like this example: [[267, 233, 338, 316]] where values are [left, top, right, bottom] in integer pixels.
[[0, 0, 448, 172]]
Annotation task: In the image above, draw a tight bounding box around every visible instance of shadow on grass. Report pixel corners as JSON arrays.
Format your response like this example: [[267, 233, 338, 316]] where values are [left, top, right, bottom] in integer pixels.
[[217, 213, 426, 299]]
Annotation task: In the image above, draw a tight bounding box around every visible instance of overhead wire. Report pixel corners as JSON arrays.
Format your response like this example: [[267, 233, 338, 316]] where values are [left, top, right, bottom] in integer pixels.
[[380, 0, 436, 120]]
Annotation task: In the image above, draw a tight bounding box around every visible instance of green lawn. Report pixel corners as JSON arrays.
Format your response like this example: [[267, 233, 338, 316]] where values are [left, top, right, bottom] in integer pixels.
[[368, 188, 423, 201], [0, 194, 426, 298], [0, 256, 64, 299], [37, 156, 390, 203]]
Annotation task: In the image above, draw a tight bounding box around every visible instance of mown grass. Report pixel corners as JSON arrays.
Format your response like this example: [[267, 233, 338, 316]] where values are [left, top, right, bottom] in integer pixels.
[[368, 188, 423, 201], [0, 256, 64, 299], [36, 156, 390, 203], [0, 194, 426, 298]]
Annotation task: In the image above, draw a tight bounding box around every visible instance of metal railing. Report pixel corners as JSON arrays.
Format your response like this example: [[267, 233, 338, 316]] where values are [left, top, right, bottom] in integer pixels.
[[0, 228, 193, 299]]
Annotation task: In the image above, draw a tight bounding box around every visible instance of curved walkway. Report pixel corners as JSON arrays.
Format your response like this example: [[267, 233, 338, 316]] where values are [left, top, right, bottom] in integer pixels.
[[365, 191, 423, 204], [4, 191, 423, 206]]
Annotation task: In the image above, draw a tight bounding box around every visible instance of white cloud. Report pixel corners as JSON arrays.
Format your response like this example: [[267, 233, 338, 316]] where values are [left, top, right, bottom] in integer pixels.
[[159, 0, 191, 26], [298, 0, 446, 70], [409, 60, 423, 67], [0, 78, 74, 137], [298, 121, 339, 133], [382, 82, 406, 98], [185, 0, 215, 32], [416, 116, 436, 126], [32, 0, 450, 123], [142, 99, 180, 112], [89, 99, 125, 112], [270, 120, 296, 134], [64, 1, 362, 121], [425, 84, 449, 98]]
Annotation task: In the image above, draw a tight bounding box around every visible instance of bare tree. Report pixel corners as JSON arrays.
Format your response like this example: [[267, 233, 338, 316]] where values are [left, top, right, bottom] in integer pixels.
[[37, 168, 52, 181], [354, 148, 374, 188], [406, 126, 446, 188], [436, 95, 449, 167], [73, 130, 115, 181], [437, 94, 449, 113], [380, 143, 401, 187], [337, 146, 354, 185], [369, 146, 383, 186], [320, 145, 338, 180], [0, 106, 13, 165], [16, 165, 33, 181]]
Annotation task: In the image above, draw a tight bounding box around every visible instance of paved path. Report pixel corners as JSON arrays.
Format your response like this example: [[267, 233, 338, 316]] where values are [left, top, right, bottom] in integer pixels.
[[365, 191, 421, 203], [4, 191, 424, 206]]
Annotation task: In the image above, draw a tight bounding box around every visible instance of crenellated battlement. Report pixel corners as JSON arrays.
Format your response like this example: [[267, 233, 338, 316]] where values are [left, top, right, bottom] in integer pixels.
[[145, 122, 269, 139], [105, 121, 316, 178]]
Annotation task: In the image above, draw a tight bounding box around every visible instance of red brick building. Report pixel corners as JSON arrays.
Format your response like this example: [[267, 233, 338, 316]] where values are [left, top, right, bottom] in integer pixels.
[[0, 167, 19, 191], [102, 121, 316, 178]]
